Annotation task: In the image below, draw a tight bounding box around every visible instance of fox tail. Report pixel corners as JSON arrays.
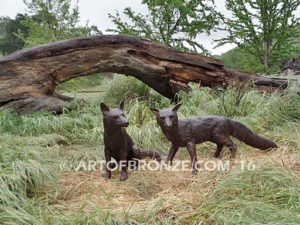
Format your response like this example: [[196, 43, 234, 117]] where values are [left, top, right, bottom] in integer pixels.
[[229, 120, 277, 150], [131, 145, 166, 161]]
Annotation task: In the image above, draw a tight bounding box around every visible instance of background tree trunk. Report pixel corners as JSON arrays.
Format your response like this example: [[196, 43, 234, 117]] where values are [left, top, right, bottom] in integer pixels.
[[263, 40, 270, 70], [0, 35, 288, 114]]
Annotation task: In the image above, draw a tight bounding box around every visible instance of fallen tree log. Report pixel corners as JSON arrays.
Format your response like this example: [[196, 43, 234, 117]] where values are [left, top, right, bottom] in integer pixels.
[[0, 35, 288, 114], [281, 56, 300, 76]]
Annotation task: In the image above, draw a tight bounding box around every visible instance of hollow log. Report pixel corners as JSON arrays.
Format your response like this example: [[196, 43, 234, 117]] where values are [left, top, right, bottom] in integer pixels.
[[0, 35, 288, 114]]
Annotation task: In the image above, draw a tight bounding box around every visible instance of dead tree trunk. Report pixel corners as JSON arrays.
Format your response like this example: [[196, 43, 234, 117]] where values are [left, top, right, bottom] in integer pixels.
[[0, 35, 288, 114]]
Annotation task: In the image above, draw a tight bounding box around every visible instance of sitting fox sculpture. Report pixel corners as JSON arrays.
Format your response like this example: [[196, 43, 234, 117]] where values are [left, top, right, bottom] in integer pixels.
[[101, 101, 163, 181], [150, 103, 277, 174]]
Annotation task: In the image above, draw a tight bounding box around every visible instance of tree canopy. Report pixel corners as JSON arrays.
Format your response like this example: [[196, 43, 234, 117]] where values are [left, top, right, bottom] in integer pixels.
[[108, 0, 220, 54], [20, 0, 100, 47], [0, 14, 30, 55], [216, 0, 300, 72]]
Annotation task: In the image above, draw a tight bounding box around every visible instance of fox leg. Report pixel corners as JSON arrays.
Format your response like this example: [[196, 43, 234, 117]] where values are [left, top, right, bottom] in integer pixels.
[[222, 139, 237, 158], [103, 147, 112, 180], [119, 150, 128, 181], [213, 129, 238, 158], [227, 142, 237, 158], [214, 144, 223, 158], [166, 144, 179, 166], [186, 142, 198, 175]]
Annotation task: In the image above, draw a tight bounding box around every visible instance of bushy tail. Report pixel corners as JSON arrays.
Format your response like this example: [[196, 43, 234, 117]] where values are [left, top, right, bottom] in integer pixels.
[[131, 145, 166, 162], [229, 120, 277, 150]]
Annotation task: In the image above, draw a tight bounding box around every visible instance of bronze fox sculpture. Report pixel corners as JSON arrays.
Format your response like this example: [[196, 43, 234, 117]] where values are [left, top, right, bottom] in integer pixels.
[[101, 101, 163, 181], [150, 103, 277, 174]]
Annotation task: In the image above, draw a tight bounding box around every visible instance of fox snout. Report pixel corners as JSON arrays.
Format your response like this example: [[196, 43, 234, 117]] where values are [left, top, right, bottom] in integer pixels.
[[164, 118, 173, 128], [118, 116, 129, 127]]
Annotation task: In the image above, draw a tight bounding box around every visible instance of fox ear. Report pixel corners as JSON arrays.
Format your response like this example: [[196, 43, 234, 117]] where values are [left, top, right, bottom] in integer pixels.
[[172, 103, 182, 112], [100, 102, 110, 112], [150, 107, 159, 114], [119, 100, 125, 110]]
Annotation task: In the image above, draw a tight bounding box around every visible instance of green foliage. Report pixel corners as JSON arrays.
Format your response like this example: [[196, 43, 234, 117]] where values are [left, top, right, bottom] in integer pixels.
[[216, 0, 300, 72], [1, 77, 300, 224], [1, 1, 300, 224], [179, 85, 300, 131], [0, 14, 30, 55], [20, 0, 100, 47], [217, 32, 300, 73], [216, 47, 266, 73], [58, 74, 104, 92], [0, 107, 103, 144], [108, 0, 220, 53], [0, 0, 101, 55], [102, 76, 151, 104]]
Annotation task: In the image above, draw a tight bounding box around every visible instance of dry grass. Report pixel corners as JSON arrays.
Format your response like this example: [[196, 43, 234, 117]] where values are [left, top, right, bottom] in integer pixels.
[[1, 79, 300, 224], [52, 144, 300, 224]]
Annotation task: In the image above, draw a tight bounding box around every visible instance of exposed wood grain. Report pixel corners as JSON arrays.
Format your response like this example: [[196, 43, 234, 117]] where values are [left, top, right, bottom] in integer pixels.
[[0, 35, 288, 114]]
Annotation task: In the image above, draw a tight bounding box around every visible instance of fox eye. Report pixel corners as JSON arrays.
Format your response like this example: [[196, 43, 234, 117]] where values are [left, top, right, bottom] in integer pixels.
[[160, 116, 165, 119], [169, 115, 174, 119], [113, 116, 119, 119]]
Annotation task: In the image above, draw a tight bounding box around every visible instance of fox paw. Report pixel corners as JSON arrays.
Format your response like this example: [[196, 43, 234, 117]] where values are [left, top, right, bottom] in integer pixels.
[[191, 169, 198, 175], [120, 172, 128, 181], [102, 171, 111, 180]]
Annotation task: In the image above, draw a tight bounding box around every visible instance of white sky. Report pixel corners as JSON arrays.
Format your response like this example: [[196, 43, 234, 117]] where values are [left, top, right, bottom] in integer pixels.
[[0, 0, 247, 55]]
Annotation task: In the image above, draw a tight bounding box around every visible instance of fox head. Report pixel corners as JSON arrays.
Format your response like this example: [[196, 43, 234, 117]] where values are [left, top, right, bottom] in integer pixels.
[[150, 103, 182, 129], [100, 101, 129, 128]]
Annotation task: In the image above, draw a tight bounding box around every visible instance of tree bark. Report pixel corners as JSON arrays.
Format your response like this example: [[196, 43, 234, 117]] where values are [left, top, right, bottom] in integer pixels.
[[263, 40, 270, 70], [0, 35, 288, 114]]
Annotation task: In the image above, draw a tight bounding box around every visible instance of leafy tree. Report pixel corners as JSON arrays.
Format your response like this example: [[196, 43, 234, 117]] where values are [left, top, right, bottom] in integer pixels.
[[21, 0, 100, 47], [216, 47, 265, 73], [216, 0, 300, 72], [108, 0, 220, 54], [0, 14, 30, 55]]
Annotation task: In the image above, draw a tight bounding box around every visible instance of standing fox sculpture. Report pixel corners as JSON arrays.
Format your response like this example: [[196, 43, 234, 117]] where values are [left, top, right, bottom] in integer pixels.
[[101, 101, 163, 181], [150, 103, 277, 174]]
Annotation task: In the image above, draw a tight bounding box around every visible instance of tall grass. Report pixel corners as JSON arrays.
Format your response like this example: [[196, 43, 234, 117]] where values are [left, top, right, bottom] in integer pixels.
[[0, 76, 300, 224], [0, 134, 57, 224], [188, 165, 300, 224], [102, 76, 150, 104]]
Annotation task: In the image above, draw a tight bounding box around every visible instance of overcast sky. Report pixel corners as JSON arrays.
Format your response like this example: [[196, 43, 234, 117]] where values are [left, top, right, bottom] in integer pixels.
[[0, 0, 245, 54]]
